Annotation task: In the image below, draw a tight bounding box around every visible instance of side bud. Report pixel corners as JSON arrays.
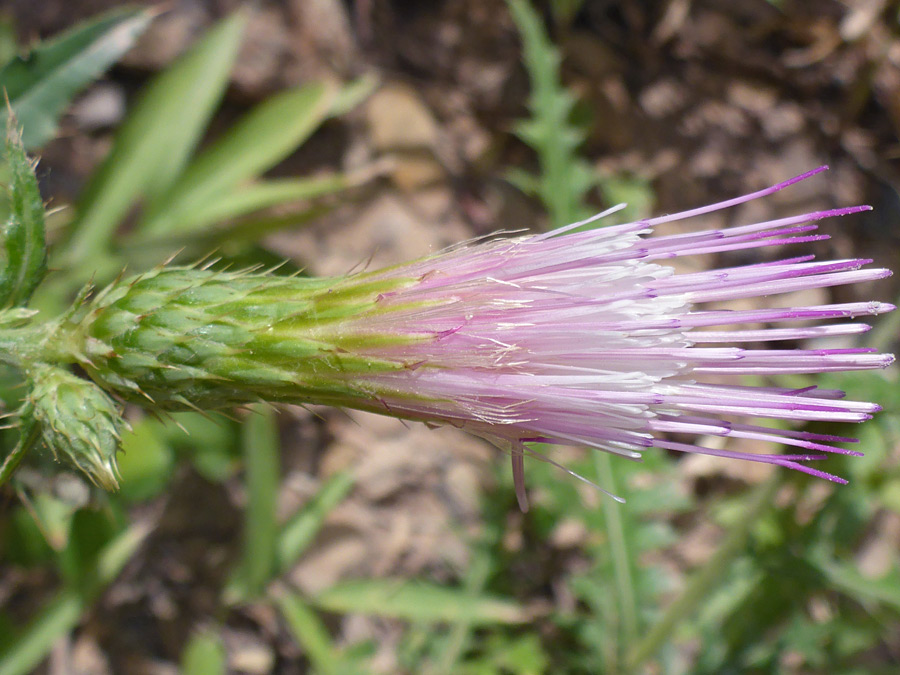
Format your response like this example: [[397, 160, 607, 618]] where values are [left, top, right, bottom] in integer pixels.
[[27, 363, 123, 490]]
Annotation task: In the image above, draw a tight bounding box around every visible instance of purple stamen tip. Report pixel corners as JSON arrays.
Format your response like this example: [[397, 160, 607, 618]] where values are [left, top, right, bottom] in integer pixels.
[[773, 165, 829, 191]]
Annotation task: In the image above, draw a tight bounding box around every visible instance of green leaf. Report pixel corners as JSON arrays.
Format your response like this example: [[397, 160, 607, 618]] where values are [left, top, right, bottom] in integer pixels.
[[0, 123, 46, 306], [0, 7, 153, 149], [181, 630, 227, 675], [594, 452, 639, 654], [116, 418, 175, 502], [63, 11, 247, 267], [626, 478, 780, 672], [164, 412, 241, 483], [0, 16, 17, 70], [57, 507, 119, 586], [328, 73, 378, 117], [504, 168, 540, 197], [137, 83, 335, 237], [0, 590, 82, 675], [810, 554, 900, 613], [466, 633, 549, 675], [0, 614, 16, 655], [432, 548, 493, 674], [312, 579, 529, 625], [3, 500, 57, 566], [277, 592, 345, 675]]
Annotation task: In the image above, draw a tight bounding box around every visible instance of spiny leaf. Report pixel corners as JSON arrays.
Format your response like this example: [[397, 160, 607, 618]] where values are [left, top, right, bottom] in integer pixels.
[[506, 0, 598, 229]]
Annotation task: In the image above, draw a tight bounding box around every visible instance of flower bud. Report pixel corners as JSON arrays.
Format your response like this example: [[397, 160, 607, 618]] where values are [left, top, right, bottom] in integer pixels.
[[28, 363, 123, 489]]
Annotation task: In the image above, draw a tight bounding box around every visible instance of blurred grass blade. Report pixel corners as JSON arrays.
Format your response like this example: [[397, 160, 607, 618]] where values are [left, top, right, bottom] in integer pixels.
[[277, 591, 342, 675], [137, 83, 335, 237], [144, 167, 379, 238], [120, 205, 330, 268], [0, 123, 46, 306], [181, 630, 227, 675], [177, 176, 349, 231], [277, 471, 354, 573], [0, 522, 150, 675], [0, 7, 153, 149], [810, 555, 900, 612], [0, 590, 81, 675], [63, 11, 246, 266], [329, 73, 378, 117], [236, 405, 281, 599], [0, 17, 17, 69], [312, 579, 529, 625], [434, 548, 492, 674]]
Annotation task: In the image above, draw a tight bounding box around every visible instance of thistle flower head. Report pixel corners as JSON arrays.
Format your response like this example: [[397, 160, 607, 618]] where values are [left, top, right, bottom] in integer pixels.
[[64, 167, 893, 508]]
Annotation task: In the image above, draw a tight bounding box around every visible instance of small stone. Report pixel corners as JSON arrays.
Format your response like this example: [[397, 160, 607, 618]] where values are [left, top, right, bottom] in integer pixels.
[[550, 518, 587, 549], [271, 192, 469, 276], [232, 7, 291, 96], [70, 635, 111, 675], [229, 634, 275, 675], [71, 84, 126, 131], [389, 151, 445, 191], [290, 536, 370, 594], [367, 83, 440, 151]]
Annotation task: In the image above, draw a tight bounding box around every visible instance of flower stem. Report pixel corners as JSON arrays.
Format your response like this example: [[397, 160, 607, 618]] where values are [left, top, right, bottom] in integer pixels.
[[595, 451, 638, 660], [626, 475, 781, 671]]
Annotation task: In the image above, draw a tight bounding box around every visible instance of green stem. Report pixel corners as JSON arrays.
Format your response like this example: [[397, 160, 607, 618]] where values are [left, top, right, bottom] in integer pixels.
[[595, 451, 638, 663], [0, 332, 32, 369], [436, 548, 492, 674], [626, 475, 781, 671], [0, 418, 40, 486], [0, 322, 57, 370], [231, 405, 280, 601]]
